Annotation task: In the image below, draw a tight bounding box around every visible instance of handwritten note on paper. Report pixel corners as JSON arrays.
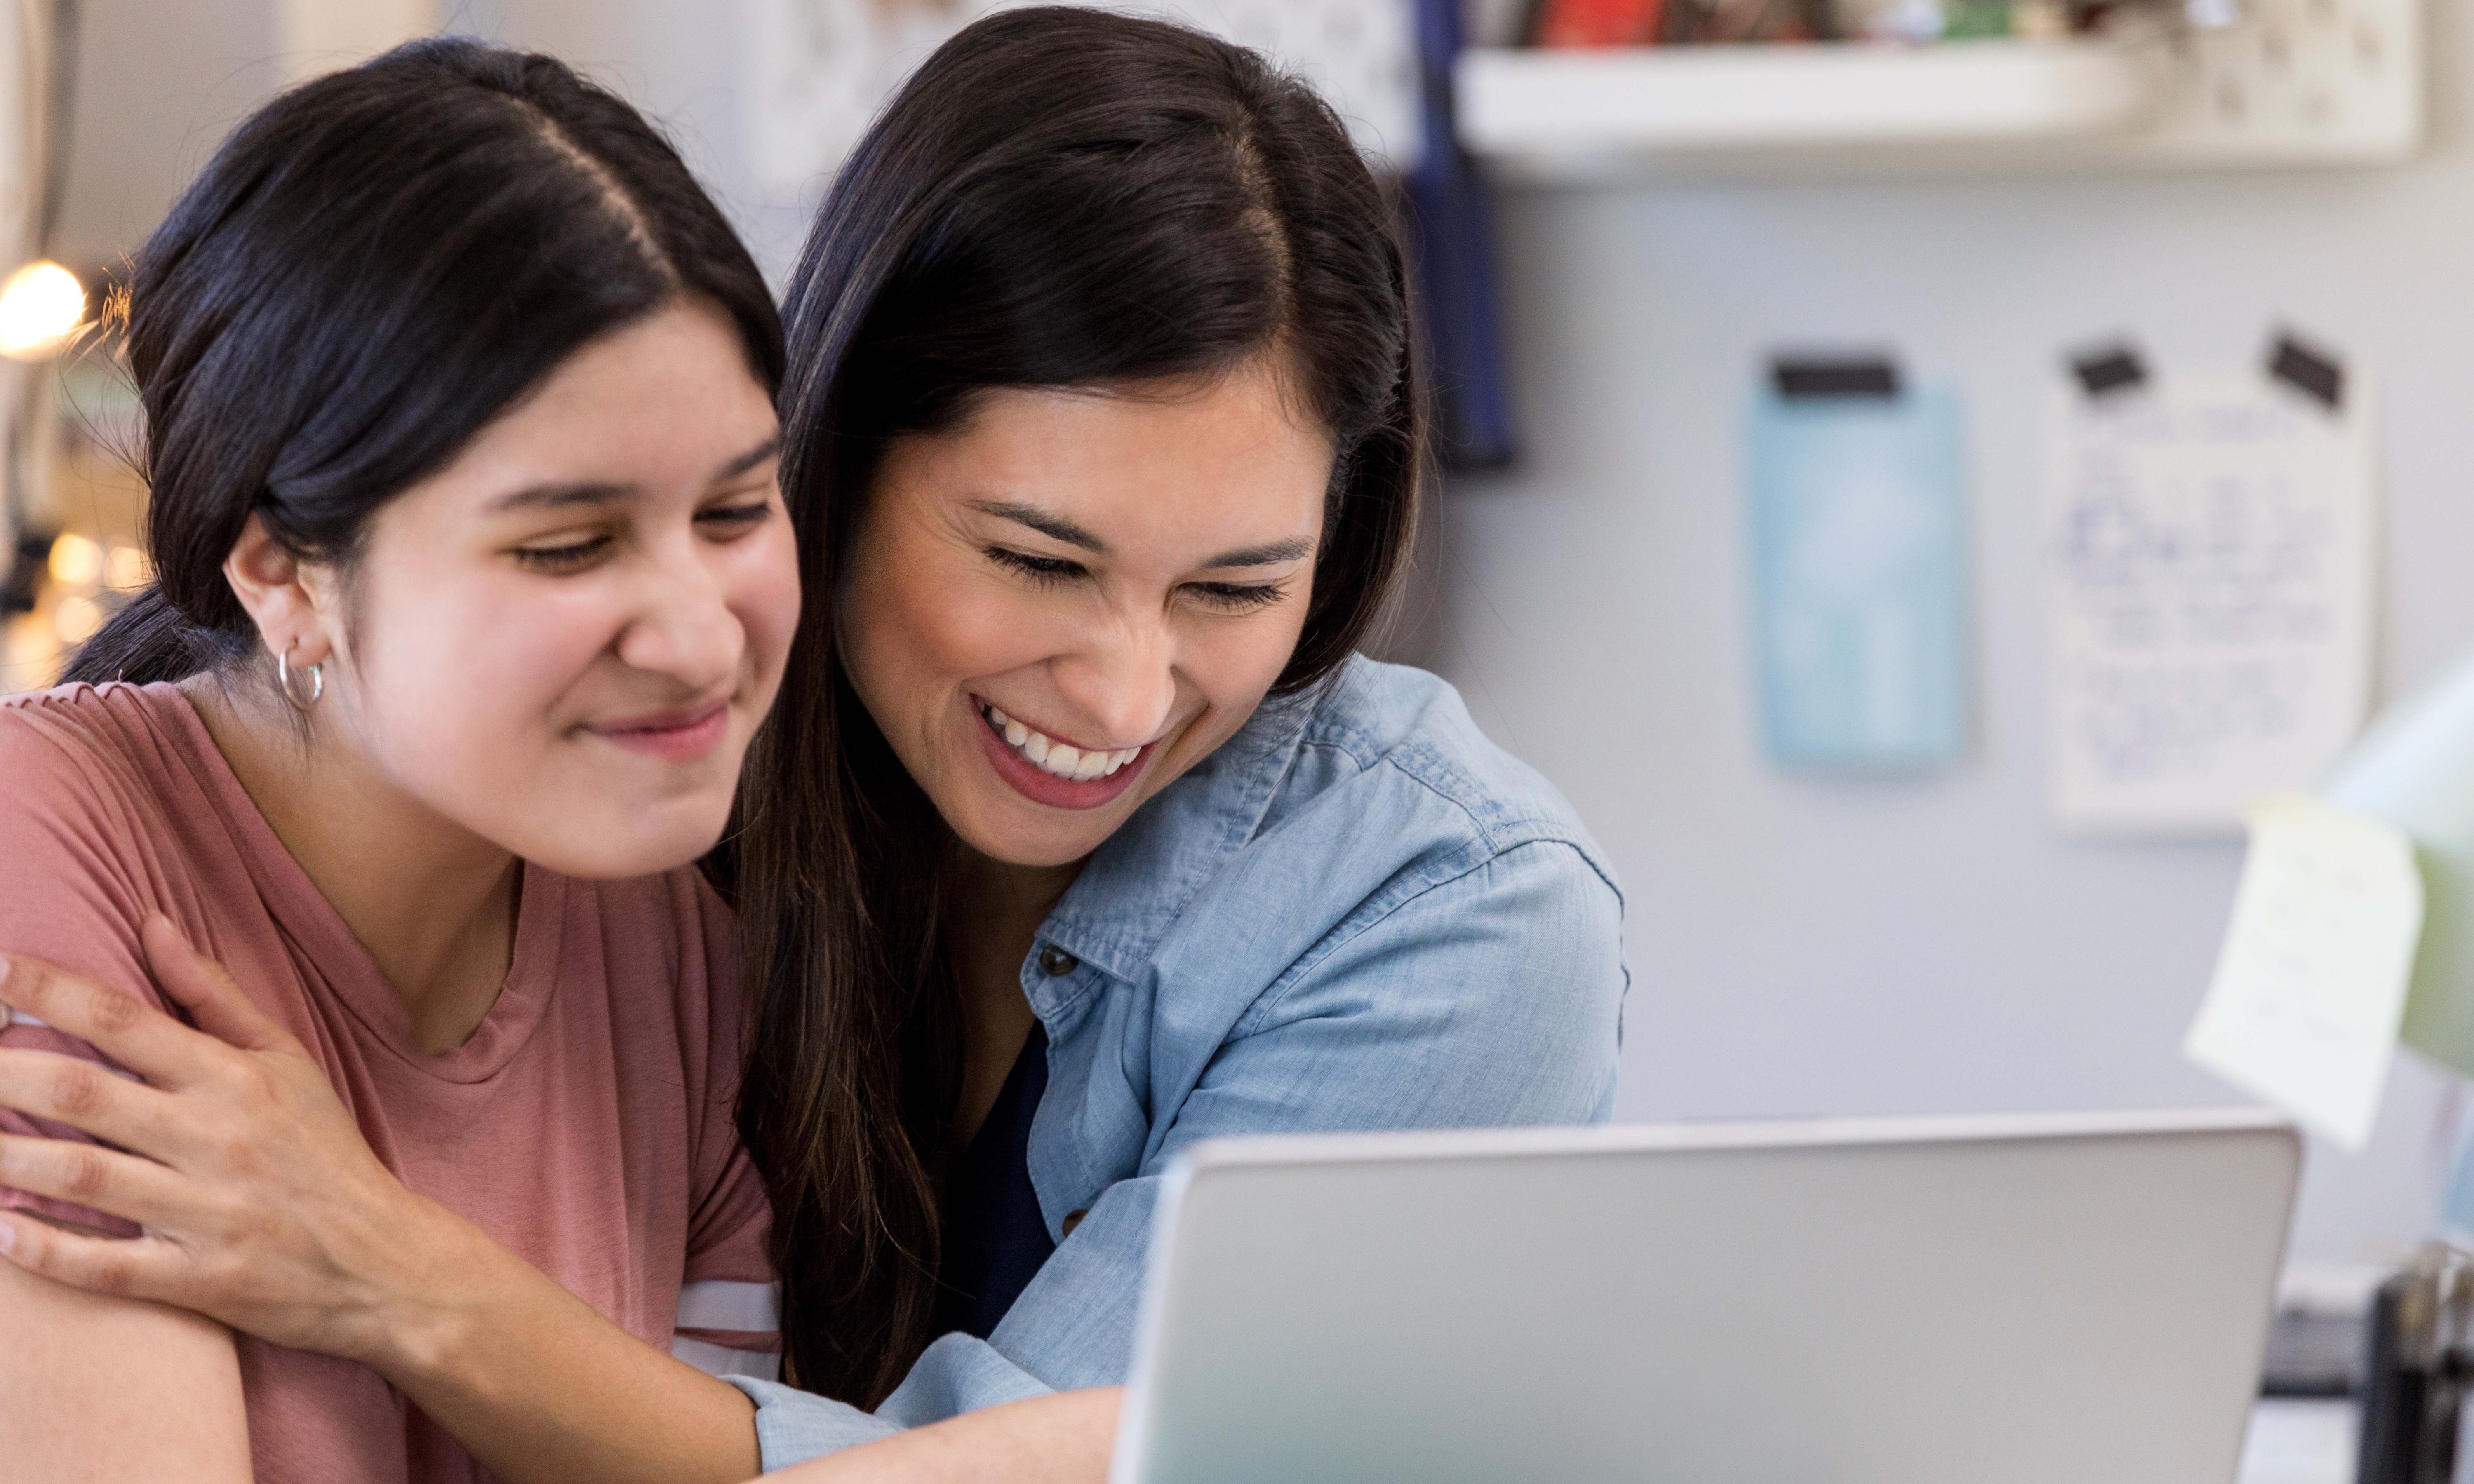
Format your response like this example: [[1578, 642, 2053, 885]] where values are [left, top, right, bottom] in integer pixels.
[[2185, 794, 2423, 1152], [2046, 368, 2379, 835]]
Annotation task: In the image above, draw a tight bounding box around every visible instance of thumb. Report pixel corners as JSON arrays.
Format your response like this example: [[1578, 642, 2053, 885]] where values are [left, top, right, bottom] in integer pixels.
[[141, 913, 293, 1054]]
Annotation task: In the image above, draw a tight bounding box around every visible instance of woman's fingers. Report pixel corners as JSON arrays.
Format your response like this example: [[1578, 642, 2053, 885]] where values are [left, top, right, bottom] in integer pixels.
[[0, 1048, 188, 1155], [0, 955, 222, 1090], [0, 1131, 195, 1232], [0, 1207, 185, 1306], [139, 916, 294, 1055]]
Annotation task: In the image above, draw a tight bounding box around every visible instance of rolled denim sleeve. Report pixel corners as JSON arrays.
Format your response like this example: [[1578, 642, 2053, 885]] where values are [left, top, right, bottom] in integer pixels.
[[739, 839, 1625, 1466]]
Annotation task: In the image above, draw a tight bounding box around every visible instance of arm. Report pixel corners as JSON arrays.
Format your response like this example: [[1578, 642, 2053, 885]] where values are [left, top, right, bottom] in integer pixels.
[[0, 1216, 252, 1483], [736, 841, 1627, 1461], [757, 1389, 1120, 1484], [0, 931, 763, 1484]]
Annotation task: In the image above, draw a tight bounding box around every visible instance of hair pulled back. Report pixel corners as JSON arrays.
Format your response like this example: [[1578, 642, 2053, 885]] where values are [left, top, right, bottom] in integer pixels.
[[729, 7, 1422, 1404], [67, 37, 783, 688]]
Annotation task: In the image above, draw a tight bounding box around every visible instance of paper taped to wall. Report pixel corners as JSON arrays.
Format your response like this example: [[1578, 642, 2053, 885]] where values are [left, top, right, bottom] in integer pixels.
[[2045, 363, 2379, 835], [1747, 378, 1968, 771], [2185, 793, 2422, 1152]]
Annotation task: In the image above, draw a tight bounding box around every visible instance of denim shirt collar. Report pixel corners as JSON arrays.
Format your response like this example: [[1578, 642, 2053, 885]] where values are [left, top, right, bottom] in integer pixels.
[[1023, 688, 1321, 1009]]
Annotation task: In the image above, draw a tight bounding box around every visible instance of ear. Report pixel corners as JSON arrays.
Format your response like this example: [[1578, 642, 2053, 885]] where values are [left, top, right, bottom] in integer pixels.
[[222, 514, 339, 668]]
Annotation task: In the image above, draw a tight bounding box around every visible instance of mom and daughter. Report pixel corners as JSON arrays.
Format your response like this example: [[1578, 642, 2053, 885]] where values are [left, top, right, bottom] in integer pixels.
[[0, 10, 1624, 1482]]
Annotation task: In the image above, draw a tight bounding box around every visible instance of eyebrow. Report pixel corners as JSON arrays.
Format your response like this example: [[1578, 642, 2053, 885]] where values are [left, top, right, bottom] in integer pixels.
[[972, 499, 1314, 569], [487, 436, 783, 514], [973, 499, 1108, 554]]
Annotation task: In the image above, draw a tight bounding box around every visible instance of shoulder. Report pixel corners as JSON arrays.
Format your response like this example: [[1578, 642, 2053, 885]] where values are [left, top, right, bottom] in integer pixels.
[[1263, 658, 1620, 903], [0, 682, 189, 833]]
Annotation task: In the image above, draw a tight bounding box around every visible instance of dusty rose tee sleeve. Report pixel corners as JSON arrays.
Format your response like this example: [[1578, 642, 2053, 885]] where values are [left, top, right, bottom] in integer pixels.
[[0, 705, 179, 1235]]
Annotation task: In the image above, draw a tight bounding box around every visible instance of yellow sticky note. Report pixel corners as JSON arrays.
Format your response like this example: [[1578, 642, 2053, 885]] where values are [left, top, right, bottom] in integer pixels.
[[2185, 793, 2424, 1151]]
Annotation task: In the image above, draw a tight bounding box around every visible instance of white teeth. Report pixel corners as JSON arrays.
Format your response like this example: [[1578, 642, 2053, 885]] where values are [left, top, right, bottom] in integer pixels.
[[983, 703, 1144, 784]]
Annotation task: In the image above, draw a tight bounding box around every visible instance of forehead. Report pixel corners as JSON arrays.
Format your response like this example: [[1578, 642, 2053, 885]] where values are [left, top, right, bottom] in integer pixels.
[[425, 303, 776, 505], [917, 359, 1333, 553]]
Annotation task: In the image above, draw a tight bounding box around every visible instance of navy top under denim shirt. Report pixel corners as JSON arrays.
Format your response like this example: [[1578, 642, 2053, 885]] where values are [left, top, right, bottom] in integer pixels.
[[727, 657, 1628, 1463], [931, 1023, 1056, 1341]]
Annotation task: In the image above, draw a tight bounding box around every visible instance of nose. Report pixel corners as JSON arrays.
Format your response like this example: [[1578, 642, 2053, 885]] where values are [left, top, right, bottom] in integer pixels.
[[1049, 609, 1179, 747], [614, 538, 743, 693]]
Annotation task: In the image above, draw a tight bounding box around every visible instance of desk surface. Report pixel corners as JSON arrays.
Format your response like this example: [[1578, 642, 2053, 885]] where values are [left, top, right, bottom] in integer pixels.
[[2242, 1400, 2355, 1484]]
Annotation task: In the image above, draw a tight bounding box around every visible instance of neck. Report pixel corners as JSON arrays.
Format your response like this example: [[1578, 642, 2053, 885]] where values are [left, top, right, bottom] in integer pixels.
[[950, 848, 1084, 970], [938, 845, 1084, 1155], [182, 673, 521, 1056]]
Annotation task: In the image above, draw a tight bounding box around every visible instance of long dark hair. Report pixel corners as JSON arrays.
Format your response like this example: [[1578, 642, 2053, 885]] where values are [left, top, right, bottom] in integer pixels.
[[731, 7, 1422, 1404], [65, 38, 781, 689]]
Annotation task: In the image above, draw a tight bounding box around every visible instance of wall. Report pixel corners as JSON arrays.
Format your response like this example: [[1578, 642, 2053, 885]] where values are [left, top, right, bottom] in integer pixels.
[[1437, 7, 2474, 1266], [52, 0, 818, 280]]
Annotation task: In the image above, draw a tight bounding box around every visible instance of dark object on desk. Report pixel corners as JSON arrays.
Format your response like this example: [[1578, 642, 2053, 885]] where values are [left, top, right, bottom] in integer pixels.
[[1772, 355, 1900, 400], [2261, 1306, 2366, 1398], [2356, 1245, 2474, 1484]]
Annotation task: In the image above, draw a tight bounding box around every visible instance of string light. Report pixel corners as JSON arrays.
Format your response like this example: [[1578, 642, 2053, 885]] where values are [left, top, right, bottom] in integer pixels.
[[47, 531, 101, 585], [51, 594, 100, 644], [0, 261, 84, 360], [105, 546, 148, 590]]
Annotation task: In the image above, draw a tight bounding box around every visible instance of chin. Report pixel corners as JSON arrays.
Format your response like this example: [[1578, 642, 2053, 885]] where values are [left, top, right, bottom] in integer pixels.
[[964, 801, 1122, 869], [517, 801, 732, 881]]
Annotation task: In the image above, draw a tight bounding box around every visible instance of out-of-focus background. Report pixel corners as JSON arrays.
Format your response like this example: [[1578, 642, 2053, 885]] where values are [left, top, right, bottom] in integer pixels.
[[0, 0, 2463, 1302]]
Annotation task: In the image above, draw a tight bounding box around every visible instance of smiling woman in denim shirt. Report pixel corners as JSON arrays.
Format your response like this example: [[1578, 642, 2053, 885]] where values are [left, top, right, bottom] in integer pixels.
[[721, 12, 1625, 1465], [0, 8, 1623, 1479]]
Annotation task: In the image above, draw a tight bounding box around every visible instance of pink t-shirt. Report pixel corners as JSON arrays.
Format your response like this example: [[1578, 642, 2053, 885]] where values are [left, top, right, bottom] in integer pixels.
[[0, 682, 776, 1484]]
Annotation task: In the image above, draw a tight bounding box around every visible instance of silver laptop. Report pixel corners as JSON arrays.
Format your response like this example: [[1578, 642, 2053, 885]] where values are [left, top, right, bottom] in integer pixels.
[[1111, 1109, 2299, 1484]]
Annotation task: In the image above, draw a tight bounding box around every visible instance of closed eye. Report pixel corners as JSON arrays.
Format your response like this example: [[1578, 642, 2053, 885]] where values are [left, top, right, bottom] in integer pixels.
[[513, 535, 611, 573], [1187, 581, 1284, 612], [987, 547, 1087, 585], [696, 500, 774, 535]]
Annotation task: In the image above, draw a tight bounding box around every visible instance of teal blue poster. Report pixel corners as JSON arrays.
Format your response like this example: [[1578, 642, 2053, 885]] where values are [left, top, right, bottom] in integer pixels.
[[1746, 385, 1968, 772]]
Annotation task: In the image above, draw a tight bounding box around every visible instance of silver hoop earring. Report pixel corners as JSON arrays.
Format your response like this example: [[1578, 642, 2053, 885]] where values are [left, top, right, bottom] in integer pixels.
[[277, 645, 323, 712]]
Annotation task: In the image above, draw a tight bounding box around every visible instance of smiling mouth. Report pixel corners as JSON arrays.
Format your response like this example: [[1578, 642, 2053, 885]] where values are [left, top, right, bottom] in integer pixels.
[[980, 703, 1144, 782], [586, 703, 731, 763]]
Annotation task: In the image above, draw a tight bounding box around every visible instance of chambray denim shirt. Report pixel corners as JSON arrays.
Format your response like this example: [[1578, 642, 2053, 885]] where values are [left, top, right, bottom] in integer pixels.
[[727, 657, 1627, 1465]]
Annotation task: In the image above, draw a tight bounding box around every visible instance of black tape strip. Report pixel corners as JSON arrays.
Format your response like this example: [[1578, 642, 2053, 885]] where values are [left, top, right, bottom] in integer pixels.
[[1772, 358, 1900, 399], [2071, 345, 2148, 398], [2267, 333, 2344, 411]]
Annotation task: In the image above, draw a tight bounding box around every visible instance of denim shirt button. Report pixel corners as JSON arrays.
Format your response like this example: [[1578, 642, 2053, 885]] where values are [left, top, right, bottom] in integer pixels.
[[1037, 945, 1079, 977]]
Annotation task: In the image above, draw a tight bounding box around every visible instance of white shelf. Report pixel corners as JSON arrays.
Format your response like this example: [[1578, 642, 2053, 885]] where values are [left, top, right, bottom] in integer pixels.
[[1455, 0, 2422, 183]]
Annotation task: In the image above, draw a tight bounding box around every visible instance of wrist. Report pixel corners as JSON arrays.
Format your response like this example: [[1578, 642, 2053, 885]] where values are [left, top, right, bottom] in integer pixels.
[[346, 1192, 503, 1382]]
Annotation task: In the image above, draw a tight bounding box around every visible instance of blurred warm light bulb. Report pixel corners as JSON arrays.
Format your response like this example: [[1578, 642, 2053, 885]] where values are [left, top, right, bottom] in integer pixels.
[[105, 545, 148, 590], [0, 261, 84, 360], [52, 594, 101, 644], [48, 531, 102, 585]]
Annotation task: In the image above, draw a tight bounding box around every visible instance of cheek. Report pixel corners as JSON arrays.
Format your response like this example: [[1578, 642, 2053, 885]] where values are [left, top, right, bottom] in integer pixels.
[[842, 546, 1047, 723], [1185, 617, 1306, 738], [350, 573, 614, 782], [729, 526, 804, 697]]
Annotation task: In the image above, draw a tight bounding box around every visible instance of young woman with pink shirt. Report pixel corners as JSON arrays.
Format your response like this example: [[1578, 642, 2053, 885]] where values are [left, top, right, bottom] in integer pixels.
[[0, 11, 1623, 1482], [0, 38, 1108, 1484]]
